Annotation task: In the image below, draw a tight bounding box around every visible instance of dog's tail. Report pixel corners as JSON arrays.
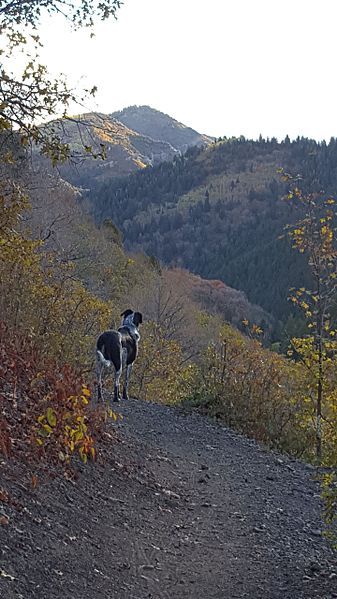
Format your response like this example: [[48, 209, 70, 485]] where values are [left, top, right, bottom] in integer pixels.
[[96, 331, 122, 371], [96, 349, 112, 368]]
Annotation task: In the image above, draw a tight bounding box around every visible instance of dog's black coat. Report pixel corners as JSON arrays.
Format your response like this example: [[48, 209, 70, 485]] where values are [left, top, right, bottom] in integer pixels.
[[96, 310, 142, 402], [96, 328, 137, 370]]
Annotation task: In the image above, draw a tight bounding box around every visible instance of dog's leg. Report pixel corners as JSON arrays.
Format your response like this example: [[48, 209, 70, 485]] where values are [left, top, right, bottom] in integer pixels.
[[111, 339, 123, 403], [96, 358, 104, 402], [113, 348, 122, 403], [113, 365, 122, 402], [122, 364, 132, 400]]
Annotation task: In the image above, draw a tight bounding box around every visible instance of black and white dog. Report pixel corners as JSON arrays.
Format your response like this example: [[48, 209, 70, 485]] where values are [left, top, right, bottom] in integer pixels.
[[96, 309, 143, 402]]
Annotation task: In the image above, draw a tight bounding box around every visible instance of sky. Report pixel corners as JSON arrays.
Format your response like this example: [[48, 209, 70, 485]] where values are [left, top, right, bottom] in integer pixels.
[[36, 0, 337, 140]]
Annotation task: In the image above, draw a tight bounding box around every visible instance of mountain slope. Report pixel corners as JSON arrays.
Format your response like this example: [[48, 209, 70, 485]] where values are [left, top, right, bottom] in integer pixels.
[[37, 107, 213, 189], [36, 112, 179, 188], [112, 105, 213, 151], [87, 136, 337, 322], [165, 268, 272, 332], [9, 149, 271, 333]]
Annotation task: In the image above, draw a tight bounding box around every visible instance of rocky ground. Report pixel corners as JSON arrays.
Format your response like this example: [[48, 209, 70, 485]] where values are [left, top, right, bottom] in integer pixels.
[[1, 398, 336, 599]]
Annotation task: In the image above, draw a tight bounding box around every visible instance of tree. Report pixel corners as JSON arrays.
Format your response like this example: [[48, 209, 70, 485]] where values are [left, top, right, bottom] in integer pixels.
[[0, 0, 122, 161], [283, 173, 337, 461], [0, 1, 124, 470]]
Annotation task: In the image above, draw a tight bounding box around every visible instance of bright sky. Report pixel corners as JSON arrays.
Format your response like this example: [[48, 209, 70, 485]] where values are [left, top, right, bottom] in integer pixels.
[[38, 0, 337, 140]]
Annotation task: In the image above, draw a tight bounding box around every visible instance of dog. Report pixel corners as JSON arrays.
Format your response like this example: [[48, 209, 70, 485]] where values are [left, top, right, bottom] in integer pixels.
[[96, 309, 143, 402]]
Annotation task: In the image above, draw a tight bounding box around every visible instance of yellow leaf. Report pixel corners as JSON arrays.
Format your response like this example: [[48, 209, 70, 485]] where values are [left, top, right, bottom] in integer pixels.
[[46, 407, 56, 428]]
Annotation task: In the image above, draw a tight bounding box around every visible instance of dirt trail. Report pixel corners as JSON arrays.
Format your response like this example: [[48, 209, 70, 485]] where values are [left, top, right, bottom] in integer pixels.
[[1, 398, 336, 599]]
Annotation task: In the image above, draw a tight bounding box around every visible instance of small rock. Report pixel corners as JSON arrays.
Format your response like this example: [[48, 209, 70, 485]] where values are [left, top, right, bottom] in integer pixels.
[[253, 526, 265, 533], [309, 562, 322, 573], [311, 529, 322, 537], [162, 489, 180, 500]]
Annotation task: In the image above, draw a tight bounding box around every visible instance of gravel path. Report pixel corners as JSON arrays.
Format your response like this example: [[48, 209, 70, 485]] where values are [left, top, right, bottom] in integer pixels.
[[1, 398, 336, 598]]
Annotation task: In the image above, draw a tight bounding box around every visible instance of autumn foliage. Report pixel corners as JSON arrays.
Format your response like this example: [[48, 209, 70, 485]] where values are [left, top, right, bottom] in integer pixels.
[[0, 187, 111, 366], [185, 323, 311, 454], [131, 321, 196, 404], [0, 321, 106, 468], [0, 184, 113, 469]]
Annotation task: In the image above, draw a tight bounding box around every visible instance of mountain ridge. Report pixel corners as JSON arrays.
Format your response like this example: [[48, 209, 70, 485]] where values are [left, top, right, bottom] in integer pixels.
[[35, 111, 179, 187], [111, 105, 213, 151], [36, 107, 213, 188]]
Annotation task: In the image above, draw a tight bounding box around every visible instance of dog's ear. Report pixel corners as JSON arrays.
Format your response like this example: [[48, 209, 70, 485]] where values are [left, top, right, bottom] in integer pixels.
[[133, 312, 143, 326], [121, 309, 133, 318]]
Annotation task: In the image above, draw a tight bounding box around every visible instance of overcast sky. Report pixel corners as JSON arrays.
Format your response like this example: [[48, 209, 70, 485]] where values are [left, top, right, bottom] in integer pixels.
[[38, 0, 337, 140]]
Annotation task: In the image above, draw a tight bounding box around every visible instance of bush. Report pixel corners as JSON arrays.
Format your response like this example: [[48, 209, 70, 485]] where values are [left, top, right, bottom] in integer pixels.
[[0, 321, 107, 468], [0, 187, 111, 367], [131, 321, 196, 404], [185, 324, 312, 456]]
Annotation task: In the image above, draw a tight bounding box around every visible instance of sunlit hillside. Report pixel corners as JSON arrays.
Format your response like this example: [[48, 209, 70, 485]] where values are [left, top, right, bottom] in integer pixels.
[[35, 112, 178, 187], [112, 105, 213, 151]]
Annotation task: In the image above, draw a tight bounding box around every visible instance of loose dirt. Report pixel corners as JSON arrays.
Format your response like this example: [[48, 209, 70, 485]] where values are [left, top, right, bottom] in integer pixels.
[[1, 399, 336, 598]]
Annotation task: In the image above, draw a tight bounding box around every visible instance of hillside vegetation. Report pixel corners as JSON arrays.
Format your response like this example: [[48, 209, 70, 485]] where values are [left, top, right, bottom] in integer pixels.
[[87, 136, 337, 325]]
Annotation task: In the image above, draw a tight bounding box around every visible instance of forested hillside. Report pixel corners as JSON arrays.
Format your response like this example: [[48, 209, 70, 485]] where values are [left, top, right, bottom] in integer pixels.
[[87, 136, 337, 324]]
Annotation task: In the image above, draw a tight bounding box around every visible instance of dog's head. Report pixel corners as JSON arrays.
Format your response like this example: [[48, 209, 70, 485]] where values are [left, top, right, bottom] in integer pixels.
[[121, 309, 143, 328], [133, 311, 143, 327]]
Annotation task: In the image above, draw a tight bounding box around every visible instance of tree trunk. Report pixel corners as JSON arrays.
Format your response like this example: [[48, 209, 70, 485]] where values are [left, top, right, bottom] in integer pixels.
[[316, 337, 323, 461]]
